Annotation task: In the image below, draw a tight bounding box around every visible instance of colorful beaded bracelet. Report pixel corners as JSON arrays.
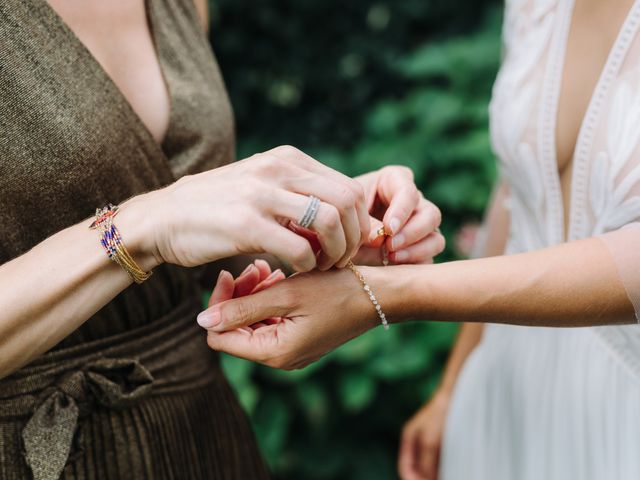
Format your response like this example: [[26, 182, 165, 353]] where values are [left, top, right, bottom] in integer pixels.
[[90, 204, 152, 284]]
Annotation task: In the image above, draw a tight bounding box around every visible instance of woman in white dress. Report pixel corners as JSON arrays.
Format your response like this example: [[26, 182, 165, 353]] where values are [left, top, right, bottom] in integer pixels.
[[198, 0, 640, 478]]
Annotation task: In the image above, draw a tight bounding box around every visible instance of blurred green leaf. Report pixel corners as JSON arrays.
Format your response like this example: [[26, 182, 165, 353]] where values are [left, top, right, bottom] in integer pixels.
[[338, 371, 377, 413]]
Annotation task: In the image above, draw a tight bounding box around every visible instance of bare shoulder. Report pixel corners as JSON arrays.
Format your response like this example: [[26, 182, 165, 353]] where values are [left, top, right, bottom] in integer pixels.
[[192, 0, 209, 32]]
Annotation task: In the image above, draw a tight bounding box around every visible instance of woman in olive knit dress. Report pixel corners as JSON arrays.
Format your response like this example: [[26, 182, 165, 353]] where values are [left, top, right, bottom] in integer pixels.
[[0, 1, 444, 478]]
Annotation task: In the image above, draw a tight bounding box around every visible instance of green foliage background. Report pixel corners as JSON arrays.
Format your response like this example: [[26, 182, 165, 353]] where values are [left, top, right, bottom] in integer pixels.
[[208, 2, 501, 478]]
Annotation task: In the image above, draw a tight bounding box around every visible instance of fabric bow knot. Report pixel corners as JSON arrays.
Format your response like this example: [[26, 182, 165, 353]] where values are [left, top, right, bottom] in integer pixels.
[[22, 357, 154, 480]]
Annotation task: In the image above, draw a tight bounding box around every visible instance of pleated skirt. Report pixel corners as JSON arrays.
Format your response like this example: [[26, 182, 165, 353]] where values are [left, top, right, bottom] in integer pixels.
[[0, 299, 270, 480], [441, 324, 640, 480]]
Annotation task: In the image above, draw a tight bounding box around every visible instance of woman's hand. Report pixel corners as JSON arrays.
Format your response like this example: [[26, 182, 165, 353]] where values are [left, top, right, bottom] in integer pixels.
[[208, 259, 286, 331], [137, 145, 370, 272], [354, 166, 444, 265], [198, 267, 394, 369], [398, 390, 451, 480]]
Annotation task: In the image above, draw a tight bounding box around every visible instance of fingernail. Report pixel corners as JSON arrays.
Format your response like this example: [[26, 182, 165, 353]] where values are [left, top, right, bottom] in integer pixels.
[[240, 264, 254, 276], [390, 218, 401, 235], [217, 269, 227, 281], [197, 309, 220, 328], [392, 234, 405, 251], [394, 249, 409, 262], [266, 269, 282, 281]]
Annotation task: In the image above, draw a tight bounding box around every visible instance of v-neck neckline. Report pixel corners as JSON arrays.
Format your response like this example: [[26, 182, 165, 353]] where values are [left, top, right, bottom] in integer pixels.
[[541, 0, 640, 243], [38, 0, 175, 161]]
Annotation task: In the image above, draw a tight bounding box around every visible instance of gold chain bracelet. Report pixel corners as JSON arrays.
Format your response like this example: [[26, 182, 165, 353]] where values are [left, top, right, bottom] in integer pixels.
[[347, 260, 389, 330]]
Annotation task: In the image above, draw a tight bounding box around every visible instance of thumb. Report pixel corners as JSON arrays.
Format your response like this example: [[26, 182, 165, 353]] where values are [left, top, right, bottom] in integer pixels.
[[197, 288, 288, 332]]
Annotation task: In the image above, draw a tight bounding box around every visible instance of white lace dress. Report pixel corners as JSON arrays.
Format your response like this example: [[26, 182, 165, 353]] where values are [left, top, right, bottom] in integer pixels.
[[440, 0, 640, 478]]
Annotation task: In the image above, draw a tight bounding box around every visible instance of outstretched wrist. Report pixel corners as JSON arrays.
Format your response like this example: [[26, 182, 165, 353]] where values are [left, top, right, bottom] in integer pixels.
[[115, 195, 164, 272], [358, 265, 419, 325]]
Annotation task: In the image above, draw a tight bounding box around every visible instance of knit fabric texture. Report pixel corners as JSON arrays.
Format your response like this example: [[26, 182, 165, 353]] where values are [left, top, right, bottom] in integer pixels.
[[0, 0, 268, 478]]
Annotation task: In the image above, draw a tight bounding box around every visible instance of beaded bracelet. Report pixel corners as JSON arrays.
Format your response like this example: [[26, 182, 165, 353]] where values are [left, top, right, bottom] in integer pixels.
[[347, 260, 389, 330], [90, 204, 152, 284]]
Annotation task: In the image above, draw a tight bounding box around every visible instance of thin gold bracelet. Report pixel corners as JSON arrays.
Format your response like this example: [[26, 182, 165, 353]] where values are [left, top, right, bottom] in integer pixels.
[[347, 260, 389, 330]]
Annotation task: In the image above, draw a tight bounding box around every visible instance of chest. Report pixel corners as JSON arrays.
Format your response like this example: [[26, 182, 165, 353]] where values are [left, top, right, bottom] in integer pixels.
[[490, 0, 640, 246], [556, 0, 634, 172], [47, 0, 171, 144], [0, 0, 234, 261]]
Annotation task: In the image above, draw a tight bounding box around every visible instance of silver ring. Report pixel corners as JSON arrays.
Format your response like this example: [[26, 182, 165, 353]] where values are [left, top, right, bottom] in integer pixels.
[[298, 196, 320, 229]]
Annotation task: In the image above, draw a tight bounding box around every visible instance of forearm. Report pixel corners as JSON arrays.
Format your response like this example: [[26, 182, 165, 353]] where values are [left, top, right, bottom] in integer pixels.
[[433, 181, 510, 392], [0, 195, 159, 379], [378, 236, 633, 327]]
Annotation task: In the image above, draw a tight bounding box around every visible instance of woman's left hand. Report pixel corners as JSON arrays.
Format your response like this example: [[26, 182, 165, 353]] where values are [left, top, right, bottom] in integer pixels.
[[353, 166, 445, 265], [199, 267, 390, 369]]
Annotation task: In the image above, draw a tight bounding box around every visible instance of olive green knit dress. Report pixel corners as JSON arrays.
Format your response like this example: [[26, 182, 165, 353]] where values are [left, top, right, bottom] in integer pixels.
[[0, 0, 270, 478]]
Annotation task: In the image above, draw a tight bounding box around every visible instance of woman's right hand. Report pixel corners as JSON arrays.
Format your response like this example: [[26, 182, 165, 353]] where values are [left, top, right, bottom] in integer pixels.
[[138, 146, 370, 272], [398, 389, 451, 480]]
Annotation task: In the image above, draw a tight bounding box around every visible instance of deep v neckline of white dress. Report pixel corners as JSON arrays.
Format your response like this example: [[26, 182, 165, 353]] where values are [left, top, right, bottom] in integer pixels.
[[540, 0, 640, 243]]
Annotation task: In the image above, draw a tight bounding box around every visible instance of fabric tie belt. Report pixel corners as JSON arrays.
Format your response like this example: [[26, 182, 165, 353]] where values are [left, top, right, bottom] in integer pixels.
[[0, 297, 218, 480], [22, 358, 153, 480]]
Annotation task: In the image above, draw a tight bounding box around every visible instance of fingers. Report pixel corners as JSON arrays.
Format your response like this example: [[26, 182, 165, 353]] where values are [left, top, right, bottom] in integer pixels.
[[209, 270, 235, 307], [272, 190, 352, 270], [390, 201, 442, 252], [233, 264, 262, 297], [199, 285, 290, 331], [314, 203, 350, 270], [379, 167, 420, 235], [255, 219, 317, 272], [390, 232, 446, 264], [398, 423, 420, 480], [206, 328, 271, 363], [251, 269, 286, 293], [288, 222, 322, 254], [286, 174, 362, 267], [418, 436, 440, 480], [399, 423, 441, 480], [253, 259, 272, 279], [268, 146, 371, 250]]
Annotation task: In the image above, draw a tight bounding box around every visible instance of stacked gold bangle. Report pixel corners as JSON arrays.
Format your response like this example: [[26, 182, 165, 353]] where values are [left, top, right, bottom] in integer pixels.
[[90, 204, 152, 284]]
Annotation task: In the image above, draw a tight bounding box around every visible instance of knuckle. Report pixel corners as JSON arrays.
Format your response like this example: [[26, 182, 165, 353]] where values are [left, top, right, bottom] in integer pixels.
[[289, 242, 314, 270], [429, 204, 442, 226], [277, 283, 298, 309], [233, 300, 255, 327], [385, 164, 414, 180], [397, 165, 415, 180], [319, 205, 341, 229], [338, 187, 357, 209], [272, 144, 301, 158], [234, 210, 258, 232], [256, 155, 283, 175]]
